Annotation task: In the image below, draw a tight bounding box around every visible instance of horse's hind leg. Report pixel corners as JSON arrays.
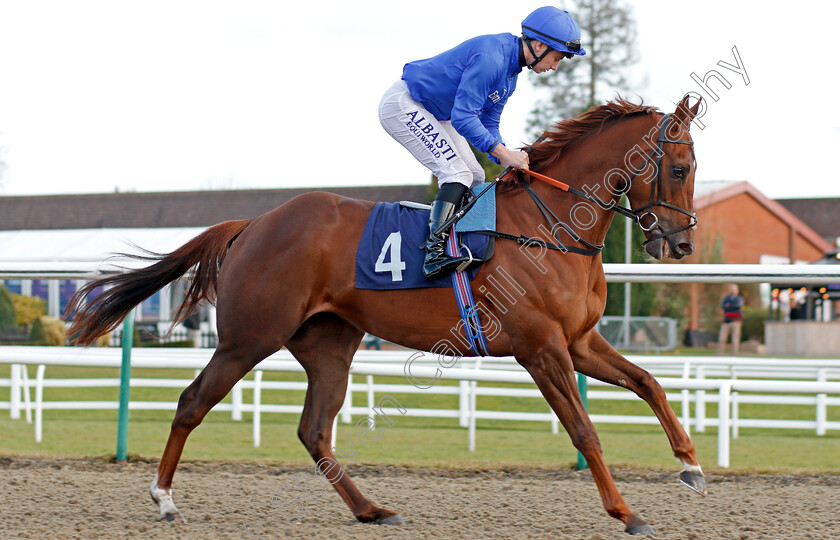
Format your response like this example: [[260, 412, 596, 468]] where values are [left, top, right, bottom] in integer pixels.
[[286, 313, 405, 525], [570, 330, 706, 495], [150, 340, 279, 522]]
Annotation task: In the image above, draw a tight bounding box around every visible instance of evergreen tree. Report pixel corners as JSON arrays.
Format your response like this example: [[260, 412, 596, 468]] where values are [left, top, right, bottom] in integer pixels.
[[600, 207, 656, 317], [0, 285, 18, 328], [29, 317, 47, 345]]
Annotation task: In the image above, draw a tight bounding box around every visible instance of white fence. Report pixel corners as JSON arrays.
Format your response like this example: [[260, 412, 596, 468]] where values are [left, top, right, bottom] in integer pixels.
[[3, 262, 840, 469], [3, 261, 840, 281], [2, 346, 840, 468]]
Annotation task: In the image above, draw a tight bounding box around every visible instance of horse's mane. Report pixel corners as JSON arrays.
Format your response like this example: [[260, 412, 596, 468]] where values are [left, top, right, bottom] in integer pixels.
[[525, 97, 660, 170]]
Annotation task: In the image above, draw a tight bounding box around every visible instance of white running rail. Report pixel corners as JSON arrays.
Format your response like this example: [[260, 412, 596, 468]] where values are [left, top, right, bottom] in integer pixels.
[[2, 347, 840, 468]]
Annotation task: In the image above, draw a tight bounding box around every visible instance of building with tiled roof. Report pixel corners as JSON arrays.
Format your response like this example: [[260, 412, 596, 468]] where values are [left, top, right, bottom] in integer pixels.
[[686, 181, 834, 332], [0, 185, 430, 230], [0, 185, 430, 324], [1, 182, 835, 334], [775, 197, 840, 249], [693, 181, 832, 265]]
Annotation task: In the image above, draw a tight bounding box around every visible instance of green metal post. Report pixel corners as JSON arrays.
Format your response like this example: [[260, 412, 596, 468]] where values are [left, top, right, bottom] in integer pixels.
[[115, 309, 135, 463], [576, 372, 589, 470]]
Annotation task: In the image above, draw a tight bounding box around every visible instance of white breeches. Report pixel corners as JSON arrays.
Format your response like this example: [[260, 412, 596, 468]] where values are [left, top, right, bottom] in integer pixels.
[[379, 80, 485, 189]]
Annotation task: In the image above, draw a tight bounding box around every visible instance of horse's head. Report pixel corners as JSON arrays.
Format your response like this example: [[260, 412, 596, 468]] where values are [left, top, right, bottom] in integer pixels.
[[626, 95, 702, 260]]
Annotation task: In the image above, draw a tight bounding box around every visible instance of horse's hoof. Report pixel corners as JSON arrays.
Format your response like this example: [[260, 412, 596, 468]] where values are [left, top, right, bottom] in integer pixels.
[[625, 523, 655, 536], [155, 509, 187, 523], [149, 474, 188, 523], [679, 468, 707, 495], [378, 514, 405, 526]]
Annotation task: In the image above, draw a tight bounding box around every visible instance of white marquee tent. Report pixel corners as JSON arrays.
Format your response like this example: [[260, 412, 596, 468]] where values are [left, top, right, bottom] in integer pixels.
[[0, 227, 207, 321]]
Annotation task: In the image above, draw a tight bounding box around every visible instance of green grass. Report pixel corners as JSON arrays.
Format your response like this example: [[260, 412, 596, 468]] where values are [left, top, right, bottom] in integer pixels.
[[1, 363, 838, 474]]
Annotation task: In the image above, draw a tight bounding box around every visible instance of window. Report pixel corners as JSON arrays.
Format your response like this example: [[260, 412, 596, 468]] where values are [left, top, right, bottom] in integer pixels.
[[2, 280, 22, 294], [31, 280, 48, 301], [59, 280, 77, 320], [141, 291, 161, 321]]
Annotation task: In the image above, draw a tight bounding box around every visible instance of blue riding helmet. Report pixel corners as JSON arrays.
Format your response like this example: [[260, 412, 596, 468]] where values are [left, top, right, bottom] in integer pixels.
[[521, 6, 586, 57]]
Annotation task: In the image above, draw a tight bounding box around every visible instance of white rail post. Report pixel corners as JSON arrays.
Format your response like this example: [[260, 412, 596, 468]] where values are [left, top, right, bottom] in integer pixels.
[[252, 370, 262, 448], [340, 374, 352, 424], [731, 391, 739, 439], [695, 365, 706, 432], [681, 361, 691, 434], [468, 380, 478, 451], [231, 380, 243, 421], [816, 368, 827, 436], [458, 380, 469, 427], [35, 365, 46, 443], [366, 375, 375, 420], [21, 366, 32, 424], [717, 382, 731, 468], [468, 356, 486, 449], [10, 364, 21, 419]]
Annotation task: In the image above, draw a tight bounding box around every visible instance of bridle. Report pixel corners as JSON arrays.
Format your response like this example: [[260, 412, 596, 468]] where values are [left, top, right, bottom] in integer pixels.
[[518, 112, 698, 247], [435, 113, 699, 256], [628, 112, 698, 245]]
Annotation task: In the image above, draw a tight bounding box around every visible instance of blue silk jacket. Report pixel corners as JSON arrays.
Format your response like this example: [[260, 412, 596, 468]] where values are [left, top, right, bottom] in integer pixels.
[[402, 33, 522, 159]]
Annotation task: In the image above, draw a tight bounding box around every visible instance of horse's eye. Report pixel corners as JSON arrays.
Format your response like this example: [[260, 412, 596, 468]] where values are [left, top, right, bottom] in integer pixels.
[[672, 166, 686, 179]]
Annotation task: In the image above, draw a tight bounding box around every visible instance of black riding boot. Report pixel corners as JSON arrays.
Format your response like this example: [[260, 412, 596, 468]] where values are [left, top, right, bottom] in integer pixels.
[[423, 183, 472, 279]]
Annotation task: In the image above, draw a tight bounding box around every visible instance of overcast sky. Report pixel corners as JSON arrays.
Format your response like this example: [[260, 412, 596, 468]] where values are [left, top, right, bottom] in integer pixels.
[[1, 1, 838, 200]]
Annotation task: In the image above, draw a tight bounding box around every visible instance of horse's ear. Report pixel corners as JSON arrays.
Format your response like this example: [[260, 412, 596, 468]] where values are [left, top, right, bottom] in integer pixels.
[[673, 94, 702, 129]]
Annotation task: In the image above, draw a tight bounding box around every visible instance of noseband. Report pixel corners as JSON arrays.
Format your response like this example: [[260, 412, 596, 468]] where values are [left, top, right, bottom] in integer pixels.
[[629, 113, 697, 245]]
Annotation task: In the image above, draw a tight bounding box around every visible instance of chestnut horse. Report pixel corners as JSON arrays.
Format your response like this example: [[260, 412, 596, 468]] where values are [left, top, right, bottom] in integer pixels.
[[67, 95, 703, 535]]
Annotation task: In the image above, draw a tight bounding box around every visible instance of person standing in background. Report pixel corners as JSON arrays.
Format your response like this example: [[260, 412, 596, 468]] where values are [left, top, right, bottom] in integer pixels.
[[716, 284, 745, 355]]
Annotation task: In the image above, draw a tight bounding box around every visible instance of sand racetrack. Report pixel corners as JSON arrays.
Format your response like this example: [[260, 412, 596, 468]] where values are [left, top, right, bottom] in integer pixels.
[[1, 457, 838, 539]]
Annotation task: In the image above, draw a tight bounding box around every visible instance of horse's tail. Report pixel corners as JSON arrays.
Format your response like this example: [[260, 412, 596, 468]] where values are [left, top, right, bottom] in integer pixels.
[[67, 219, 253, 346]]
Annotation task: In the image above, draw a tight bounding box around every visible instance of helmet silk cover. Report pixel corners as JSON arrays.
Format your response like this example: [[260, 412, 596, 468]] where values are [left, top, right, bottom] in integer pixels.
[[521, 6, 586, 59]]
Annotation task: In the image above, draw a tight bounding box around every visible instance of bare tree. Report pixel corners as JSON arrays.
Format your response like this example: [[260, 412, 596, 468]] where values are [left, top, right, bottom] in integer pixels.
[[526, 0, 641, 137]]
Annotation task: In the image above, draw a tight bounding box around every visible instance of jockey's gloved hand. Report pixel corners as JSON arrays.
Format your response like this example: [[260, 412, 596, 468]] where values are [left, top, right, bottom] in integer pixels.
[[493, 145, 529, 170]]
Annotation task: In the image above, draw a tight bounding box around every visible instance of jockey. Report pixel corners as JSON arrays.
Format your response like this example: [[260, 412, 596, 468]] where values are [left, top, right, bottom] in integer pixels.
[[379, 6, 586, 279]]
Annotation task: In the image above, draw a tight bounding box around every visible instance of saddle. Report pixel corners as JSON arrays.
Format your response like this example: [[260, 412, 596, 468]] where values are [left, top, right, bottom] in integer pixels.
[[354, 185, 497, 290]]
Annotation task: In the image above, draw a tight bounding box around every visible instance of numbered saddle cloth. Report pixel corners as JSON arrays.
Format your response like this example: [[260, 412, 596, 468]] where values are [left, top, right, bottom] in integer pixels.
[[355, 185, 495, 290]]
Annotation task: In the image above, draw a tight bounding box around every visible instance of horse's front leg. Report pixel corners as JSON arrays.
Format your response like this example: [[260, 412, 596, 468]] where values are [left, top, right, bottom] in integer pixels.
[[570, 330, 706, 495], [516, 332, 654, 536]]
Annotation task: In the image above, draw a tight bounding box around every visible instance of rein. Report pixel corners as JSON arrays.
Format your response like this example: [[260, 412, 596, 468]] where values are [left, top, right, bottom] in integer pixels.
[[519, 167, 639, 223], [471, 169, 605, 256], [437, 113, 697, 258], [490, 112, 697, 255]]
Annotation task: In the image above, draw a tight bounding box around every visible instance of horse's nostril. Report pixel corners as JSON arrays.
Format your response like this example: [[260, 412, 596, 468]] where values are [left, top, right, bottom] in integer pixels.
[[678, 242, 694, 254]]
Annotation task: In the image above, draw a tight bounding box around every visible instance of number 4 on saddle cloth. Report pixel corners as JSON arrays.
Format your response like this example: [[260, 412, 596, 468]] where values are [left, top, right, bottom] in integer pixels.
[[355, 184, 496, 290], [355, 184, 497, 355]]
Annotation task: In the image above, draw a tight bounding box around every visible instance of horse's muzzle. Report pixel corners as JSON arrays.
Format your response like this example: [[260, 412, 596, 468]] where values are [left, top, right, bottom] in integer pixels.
[[672, 240, 695, 259], [644, 236, 667, 260], [644, 228, 695, 260]]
